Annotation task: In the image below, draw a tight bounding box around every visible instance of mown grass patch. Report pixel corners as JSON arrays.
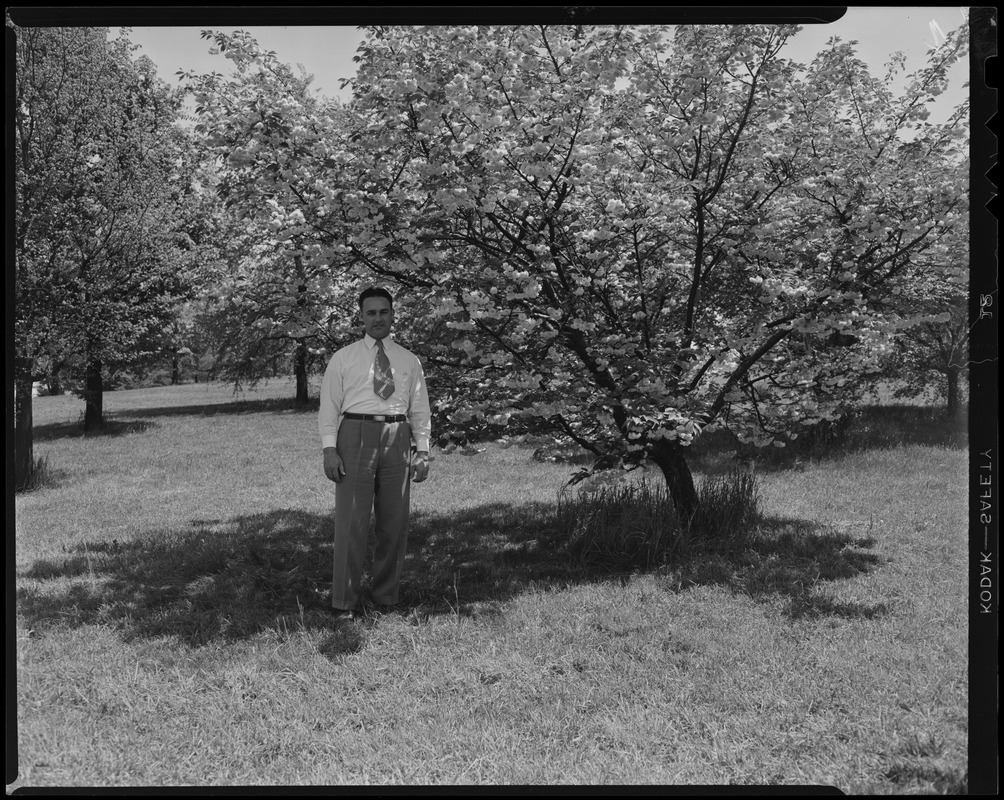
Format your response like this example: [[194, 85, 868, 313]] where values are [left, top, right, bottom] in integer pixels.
[[14, 381, 970, 790]]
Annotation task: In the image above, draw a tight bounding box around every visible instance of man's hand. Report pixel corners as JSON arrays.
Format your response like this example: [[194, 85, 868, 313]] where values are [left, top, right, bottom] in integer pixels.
[[412, 451, 430, 483], [323, 447, 345, 483]]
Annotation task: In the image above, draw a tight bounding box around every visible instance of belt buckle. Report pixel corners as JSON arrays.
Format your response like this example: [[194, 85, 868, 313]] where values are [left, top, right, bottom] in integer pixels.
[[373, 414, 386, 423]]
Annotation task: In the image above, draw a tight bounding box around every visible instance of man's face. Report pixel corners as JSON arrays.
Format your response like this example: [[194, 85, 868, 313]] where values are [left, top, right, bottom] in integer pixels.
[[360, 296, 394, 340]]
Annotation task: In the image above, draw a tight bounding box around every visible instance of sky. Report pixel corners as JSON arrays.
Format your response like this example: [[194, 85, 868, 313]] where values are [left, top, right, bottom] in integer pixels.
[[112, 7, 972, 114]]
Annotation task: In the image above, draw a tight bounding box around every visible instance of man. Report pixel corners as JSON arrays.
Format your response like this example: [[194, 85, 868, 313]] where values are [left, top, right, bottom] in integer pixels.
[[319, 286, 431, 618]]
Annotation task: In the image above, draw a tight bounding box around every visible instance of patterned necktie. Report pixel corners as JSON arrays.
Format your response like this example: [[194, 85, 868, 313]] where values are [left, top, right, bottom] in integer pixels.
[[373, 339, 395, 400]]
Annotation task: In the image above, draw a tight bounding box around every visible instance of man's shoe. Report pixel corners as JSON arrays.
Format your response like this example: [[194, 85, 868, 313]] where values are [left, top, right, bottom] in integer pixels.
[[328, 606, 356, 620]]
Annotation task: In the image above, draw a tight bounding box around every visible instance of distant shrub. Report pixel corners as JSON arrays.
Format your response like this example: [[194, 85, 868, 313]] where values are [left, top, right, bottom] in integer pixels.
[[774, 406, 966, 461], [695, 403, 968, 472]]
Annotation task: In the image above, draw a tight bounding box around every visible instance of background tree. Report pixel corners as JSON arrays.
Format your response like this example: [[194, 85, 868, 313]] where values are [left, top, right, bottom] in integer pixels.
[[881, 197, 969, 420], [195, 221, 354, 402], [14, 26, 198, 485], [769, 33, 970, 426], [182, 31, 361, 403]]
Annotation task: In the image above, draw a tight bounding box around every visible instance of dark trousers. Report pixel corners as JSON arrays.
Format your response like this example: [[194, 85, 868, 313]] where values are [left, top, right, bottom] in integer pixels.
[[331, 418, 411, 609]]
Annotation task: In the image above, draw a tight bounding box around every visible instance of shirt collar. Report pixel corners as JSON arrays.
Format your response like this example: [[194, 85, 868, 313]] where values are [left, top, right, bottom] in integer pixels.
[[364, 333, 392, 350]]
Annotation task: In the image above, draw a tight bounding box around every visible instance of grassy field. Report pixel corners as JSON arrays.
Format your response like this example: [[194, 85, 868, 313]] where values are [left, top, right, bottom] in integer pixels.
[[12, 380, 970, 790]]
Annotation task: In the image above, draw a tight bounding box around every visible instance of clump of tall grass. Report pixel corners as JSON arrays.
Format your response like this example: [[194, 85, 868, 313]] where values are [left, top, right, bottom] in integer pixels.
[[16, 454, 58, 493], [689, 468, 761, 550], [557, 468, 762, 570], [557, 481, 681, 570]]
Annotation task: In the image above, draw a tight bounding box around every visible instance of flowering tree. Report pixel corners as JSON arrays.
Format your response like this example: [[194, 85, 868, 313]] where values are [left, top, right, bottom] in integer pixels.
[[186, 23, 968, 517], [194, 217, 360, 401], [332, 24, 969, 517], [779, 33, 970, 420], [182, 31, 364, 402]]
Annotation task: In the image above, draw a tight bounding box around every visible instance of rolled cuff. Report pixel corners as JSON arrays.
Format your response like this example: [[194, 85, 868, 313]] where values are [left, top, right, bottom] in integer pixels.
[[321, 434, 338, 450]]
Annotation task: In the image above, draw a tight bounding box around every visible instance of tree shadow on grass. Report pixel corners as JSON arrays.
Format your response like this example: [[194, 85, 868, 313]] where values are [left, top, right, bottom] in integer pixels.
[[34, 419, 160, 442], [34, 397, 316, 442], [16, 503, 887, 654], [664, 517, 888, 620], [114, 396, 318, 420]]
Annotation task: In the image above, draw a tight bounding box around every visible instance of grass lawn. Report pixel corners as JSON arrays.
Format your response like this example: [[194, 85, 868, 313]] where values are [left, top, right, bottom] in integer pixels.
[[13, 380, 971, 790]]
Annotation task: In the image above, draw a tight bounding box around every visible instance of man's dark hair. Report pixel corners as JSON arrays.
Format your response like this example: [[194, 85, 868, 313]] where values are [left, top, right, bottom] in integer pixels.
[[358, 286, 394, 308]]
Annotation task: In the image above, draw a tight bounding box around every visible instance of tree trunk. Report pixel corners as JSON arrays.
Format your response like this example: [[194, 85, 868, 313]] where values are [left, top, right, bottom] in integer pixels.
[[945, 366, 962, 422], [48, 361, 63, 396], [171, 348, 181, 385], [83, 358, 104, 431], [294, 340, 309, 405], [293, 258, 310, 406], [14, 357, 35, 490], [648, 439, 699, 521]]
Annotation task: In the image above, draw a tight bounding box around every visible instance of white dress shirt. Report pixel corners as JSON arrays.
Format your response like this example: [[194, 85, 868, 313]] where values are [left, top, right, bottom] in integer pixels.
[[319, 334, 432, 453]]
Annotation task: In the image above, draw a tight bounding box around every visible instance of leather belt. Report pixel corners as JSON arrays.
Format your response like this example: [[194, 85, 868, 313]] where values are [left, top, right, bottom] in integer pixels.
[[343, 413, 407, 423]]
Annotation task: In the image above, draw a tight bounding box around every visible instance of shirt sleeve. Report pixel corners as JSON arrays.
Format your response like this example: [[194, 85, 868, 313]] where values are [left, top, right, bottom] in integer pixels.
[[318, 351, 344, 450], [408, 354, 432, 453]]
